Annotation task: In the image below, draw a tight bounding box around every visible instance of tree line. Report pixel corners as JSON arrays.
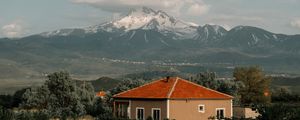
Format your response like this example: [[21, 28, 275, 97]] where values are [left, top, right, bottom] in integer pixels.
[[1, 66, 300, 119]]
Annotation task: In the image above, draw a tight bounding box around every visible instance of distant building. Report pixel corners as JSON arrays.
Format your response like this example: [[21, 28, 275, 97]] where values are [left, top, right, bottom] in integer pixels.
[[96, 91, 106, 99], [113, 77, 233, 120]]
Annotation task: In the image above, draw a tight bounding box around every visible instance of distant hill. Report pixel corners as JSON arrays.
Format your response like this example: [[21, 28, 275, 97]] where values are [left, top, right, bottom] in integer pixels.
[[89, 77, 120, 91], [122, 70, 185, 81], [272, 77, 300, 94], [89, 71, 186, 91]]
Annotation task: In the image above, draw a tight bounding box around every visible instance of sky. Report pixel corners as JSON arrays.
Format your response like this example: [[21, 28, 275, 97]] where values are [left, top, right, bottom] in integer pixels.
[[0, 0, 300, 38]]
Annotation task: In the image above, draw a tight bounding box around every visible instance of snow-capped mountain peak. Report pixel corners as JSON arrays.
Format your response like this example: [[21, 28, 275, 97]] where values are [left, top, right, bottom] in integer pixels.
[[107, 7, 198, 32], [80, 7, 198, 40], [40, 7, 199, 38]]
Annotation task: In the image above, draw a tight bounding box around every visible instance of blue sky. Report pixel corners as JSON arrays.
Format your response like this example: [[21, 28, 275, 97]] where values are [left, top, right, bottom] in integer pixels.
[[1, 0, 300, 38]]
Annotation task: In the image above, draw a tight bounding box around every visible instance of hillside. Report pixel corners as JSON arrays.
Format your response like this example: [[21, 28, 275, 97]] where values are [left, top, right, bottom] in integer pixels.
[[0, 7, 300, 84]]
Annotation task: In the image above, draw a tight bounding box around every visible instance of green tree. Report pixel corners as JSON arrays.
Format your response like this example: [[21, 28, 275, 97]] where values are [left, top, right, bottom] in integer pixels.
[[11, 88, 29, 108], [0, 95, 13, 108], [217, 81, 239, 96], [15, 111, 50, 120], [45, 71, 86, 117], [22, 71, 94, 118], [0, 106, 14, 120], [257, 104, 300, 120], [233, 66, 271, 106], [190, 71, 219, 90], [271, 87, 300, 102], [88, 98, 105, 117], [106, 79, 145, 109], [22, 85, 50, 110], [77, 81, 95, 110], [190, 72, 238, 96], [109, 79, 146, 96]]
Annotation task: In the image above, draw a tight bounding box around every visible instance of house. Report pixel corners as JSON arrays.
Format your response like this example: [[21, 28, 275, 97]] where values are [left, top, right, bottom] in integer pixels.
[[113, 77, 233, 120]]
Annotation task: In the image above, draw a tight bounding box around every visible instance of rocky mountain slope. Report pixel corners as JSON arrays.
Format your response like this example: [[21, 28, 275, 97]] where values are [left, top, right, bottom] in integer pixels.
[[0, 7, 300, 81]]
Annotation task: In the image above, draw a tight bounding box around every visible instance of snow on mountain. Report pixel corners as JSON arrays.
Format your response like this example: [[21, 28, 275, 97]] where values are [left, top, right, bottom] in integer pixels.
[[39, 29, 78, 37], [210, 25, 227, 36], [37, 6, 290, 48], [192, 24, 228, 42], [39, 7, 223, 40], [251, 33, 259, 44], [85, 7, 199, 39], [111, 7, 197, 31], [112, 7, 157, 30]]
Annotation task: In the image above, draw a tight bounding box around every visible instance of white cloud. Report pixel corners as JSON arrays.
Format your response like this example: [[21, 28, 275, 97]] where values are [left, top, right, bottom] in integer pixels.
[[72, 0, 181, 12], [1, 23, 24, 38], [187, 3, 210, 16], [210, 15, 264, 23], [72, 0, 209, 16], [290, 19, 300, 29]]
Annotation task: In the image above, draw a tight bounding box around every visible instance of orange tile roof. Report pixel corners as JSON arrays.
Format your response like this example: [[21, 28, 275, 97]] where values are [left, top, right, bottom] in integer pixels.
[[96, 91, 106, 97], [113, 77, 233, 99]]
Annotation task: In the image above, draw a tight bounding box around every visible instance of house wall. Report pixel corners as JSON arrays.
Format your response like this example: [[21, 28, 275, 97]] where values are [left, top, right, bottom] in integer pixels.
[[169, 99, 232, 120], [244, 107, 259, 118], [130, 99, 167, 119]]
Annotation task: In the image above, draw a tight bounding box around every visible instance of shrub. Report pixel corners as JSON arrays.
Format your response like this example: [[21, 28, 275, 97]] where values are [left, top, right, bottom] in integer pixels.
[[0, 106, 14, 120]]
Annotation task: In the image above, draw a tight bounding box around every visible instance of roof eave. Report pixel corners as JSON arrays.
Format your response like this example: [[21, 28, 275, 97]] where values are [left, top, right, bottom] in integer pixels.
[[113, 96, 233, 100], [113, 97, 168, 100]]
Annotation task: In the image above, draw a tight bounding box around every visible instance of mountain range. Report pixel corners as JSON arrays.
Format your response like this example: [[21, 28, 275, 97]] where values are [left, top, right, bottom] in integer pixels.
[[1, 7, 300, 82]]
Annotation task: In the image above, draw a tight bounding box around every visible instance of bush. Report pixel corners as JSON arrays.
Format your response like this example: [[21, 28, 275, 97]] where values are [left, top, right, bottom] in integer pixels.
[[271, 88, 300, 102], [146, 116, 153, 120], [0, 106, 14, 120], [87, 98, 107, 117], [21, 71, 95, 118], [96, 114, 129, 120], [256, 104, 300, 120], [15, 110, 50, 120]]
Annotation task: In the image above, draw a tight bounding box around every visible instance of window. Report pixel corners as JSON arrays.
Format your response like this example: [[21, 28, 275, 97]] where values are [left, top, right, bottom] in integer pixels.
[[136, 107, 144, 120], [115, 102, 129, 118], [152, 108, 161, 120], [216, 108, 225, 119], [198, 104, 205, 113]]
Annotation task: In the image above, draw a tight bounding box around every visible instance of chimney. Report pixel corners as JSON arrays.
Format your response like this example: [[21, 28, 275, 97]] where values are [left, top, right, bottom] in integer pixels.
[[166, 76, 170, 82]]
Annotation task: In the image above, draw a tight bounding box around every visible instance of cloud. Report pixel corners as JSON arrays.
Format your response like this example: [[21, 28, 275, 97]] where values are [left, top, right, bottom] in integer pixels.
[[1, 22, 24, 38], [187, 3, 210, 16], [210, 15, 264, 23], [72, 0, 209, 16], [72, 0, 181, 12], [290, 19, 300, 29]]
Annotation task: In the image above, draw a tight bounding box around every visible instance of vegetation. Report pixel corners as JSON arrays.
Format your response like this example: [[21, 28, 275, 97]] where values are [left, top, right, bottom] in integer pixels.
[[0, 69, 299, 120], [0, 88, 28, 109], [190, 71, 239, 96], [0, 106, 14, 120], [21, 71, 94, 118], [90, 77, 120, 91], [0, 71, 146, 119], [123, 71, 183, 81], [233, 66, 271, 106], [256, 104, 300, 120], [271, 87, 300, 102], [106, 78, 146, 106], [272, 76, 300, 94]]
